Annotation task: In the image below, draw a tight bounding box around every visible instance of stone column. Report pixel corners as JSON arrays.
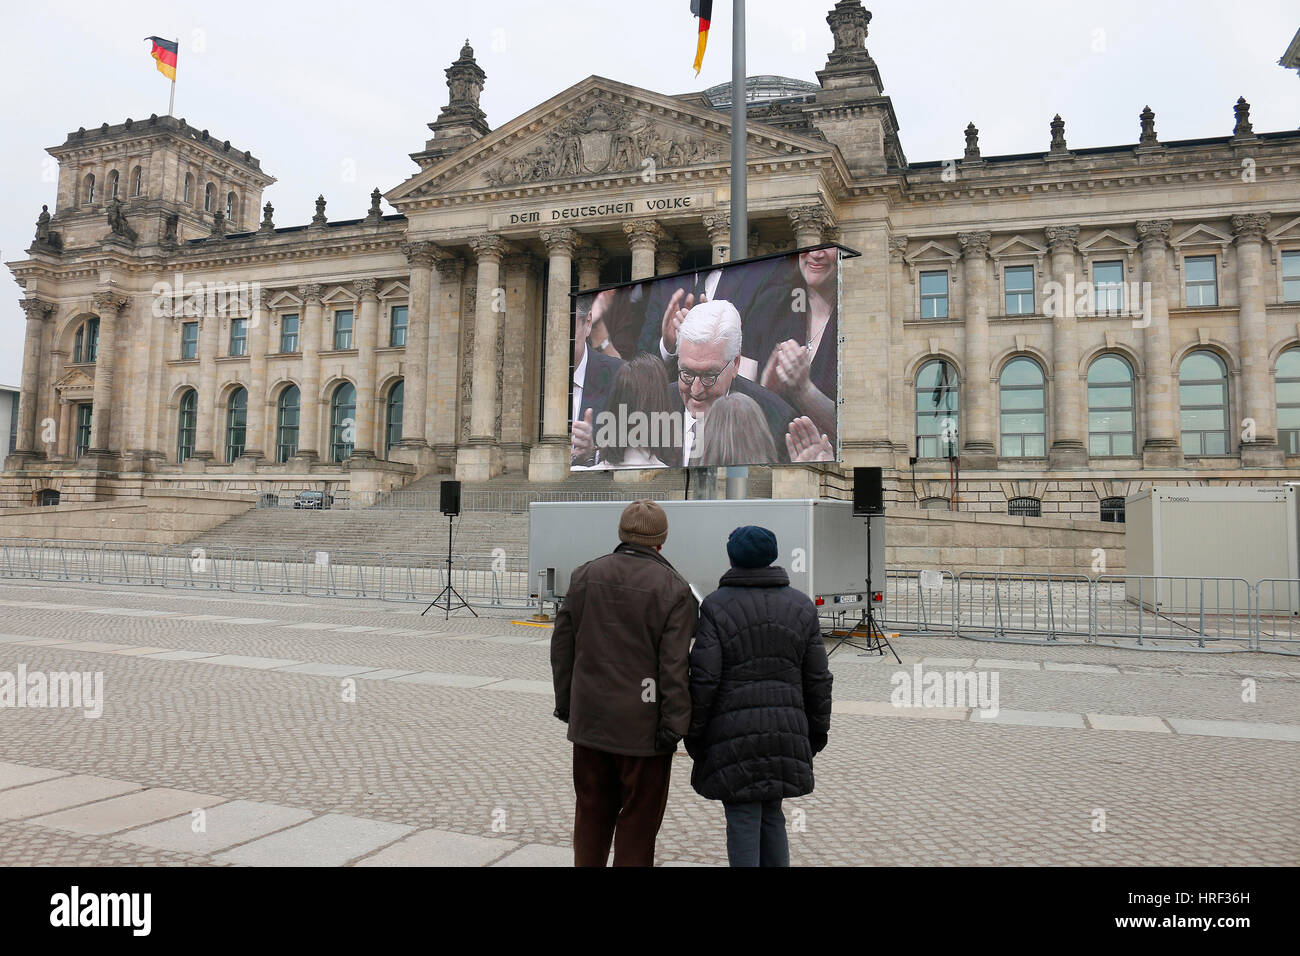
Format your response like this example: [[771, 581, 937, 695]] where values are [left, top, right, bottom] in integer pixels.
[[1233, 213, 1281, 467], [88, 291, 128, 456], [958, 231, 996, 467], [395, 242, 436, 468], [432, 257, 465, 469], [457, 234, 508, 481], [529, 227, 577, 481], [1046, 224, 1087, 468], [1136, 219, 1182, 466], [57, 399, 74, 460], [623, 219, 661, 280], [788, 204, 831, 250], [655, 239, 682, 276], [704, 213, 731, 263], [244, 291, 270, 460], [574, 243, 603, 293], [500, 253, 534, 472], [296, 283, 324, 461], [353, 277, 380, 458], [13, 297, 53, 460]]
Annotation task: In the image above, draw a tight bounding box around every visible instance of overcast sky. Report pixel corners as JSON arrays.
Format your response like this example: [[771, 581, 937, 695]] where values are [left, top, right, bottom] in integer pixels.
[[2, 0, 1296, 386]]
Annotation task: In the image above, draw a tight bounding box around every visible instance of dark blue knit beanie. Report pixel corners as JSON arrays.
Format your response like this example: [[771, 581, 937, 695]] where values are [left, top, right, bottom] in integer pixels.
[[727, 525, 778, 569]]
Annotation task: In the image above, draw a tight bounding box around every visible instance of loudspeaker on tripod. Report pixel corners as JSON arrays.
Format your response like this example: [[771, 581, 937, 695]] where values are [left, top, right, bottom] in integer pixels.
[[852, 467, 883, 516], [440, 480, 461, 517]]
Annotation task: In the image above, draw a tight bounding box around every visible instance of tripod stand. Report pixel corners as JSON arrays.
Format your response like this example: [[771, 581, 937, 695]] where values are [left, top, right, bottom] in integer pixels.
[[828, 514, 900, 663], [422, 512, 477, 621]]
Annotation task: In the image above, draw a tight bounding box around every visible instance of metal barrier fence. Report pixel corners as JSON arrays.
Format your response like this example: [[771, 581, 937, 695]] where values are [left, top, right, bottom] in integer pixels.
[[2, 539, 1298, 652], [250, 488, 686, 513]]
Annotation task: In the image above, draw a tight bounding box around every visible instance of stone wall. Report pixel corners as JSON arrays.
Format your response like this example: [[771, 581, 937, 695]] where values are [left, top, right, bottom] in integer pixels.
[[0, 488, 256, 545], [884, 507, 1125, 576]]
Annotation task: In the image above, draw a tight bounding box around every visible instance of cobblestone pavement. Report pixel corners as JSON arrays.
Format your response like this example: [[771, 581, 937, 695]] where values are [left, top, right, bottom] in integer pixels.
[[0, 580, 1296, 866]]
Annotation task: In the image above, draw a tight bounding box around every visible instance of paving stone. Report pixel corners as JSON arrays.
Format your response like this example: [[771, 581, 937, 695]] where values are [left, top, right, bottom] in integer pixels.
[[213, 813, 413, 867], [29, 788, 228, 835], [973, 658, 1042, 671], [119, 799, 314, 853], [274, 662, 381, 678], [282, 622, 337, 630], [10, 638, 72, 646], [354, 828, 517, 866], [976, 709, 1087, 729], [1166, 718, 1300, 742], [107, 646, 179, 656], [0, 775, 143, 821], [833, 700, 970, 720], [190, 655, 302, 670], [1045, 662, 1122, 674], [0, 762, 68, 791], [390, 672, 502, 688], [352, 669, 420, 681], [142, 650, 218, 661], [920, 658, 976, 667], [1086, 713, 1171, 733], [481, 679, 552, 695], [491, 843, 573, 867], [58, 641, 132, 652]]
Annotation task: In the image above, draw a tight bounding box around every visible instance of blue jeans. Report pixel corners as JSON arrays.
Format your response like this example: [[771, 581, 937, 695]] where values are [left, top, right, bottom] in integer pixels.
[[723, 799, 789, 867]]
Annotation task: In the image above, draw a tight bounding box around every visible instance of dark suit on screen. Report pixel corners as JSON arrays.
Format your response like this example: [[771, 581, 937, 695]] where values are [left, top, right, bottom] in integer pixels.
[[670, 375, 797, 465]]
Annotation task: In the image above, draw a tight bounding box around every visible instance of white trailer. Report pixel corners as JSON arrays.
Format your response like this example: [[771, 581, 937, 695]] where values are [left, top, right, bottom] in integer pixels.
[[1124, 486, 1299, 612], [528, 498, 882, 613]]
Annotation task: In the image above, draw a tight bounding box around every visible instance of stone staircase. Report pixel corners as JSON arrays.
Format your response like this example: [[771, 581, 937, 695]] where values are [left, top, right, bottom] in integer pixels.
[[184, 468, 771, 555]]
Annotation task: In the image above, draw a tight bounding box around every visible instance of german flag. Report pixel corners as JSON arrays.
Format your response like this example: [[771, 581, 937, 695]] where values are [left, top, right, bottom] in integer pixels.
[[691, 0, 712, 75], [146, 36, 178, 81]]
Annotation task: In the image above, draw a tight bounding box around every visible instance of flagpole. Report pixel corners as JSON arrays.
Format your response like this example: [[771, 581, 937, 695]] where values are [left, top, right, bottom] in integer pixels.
[[167, 37, 177, 116], [724, 0, 749, 500]]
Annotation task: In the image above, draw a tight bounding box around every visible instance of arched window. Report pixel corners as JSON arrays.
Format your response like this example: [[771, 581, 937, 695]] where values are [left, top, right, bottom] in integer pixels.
[[225, 387, 247, 463], [132, 166, 143, 197], [1100, 496, 1126, 523], [1087, 354, 1136, 457], [72, 318, 100, 364], [1277, 348, 1300, 455], [108, 170, 119, 200], [176, 389, 197, 463], [385, 380, 404, 457], [330, 382, 357, 462], [915, 359, 958, 458], [1179, 351, 1229, 455], [920, 496, 950, 511], [1008, 496, 1042, 518], [36, 489, 61, 507], [999, 357, 1046, 457], [204, 182, 214, 212], [84, 173, 96, 204], [226, 191, 237, 224], [276, 385, 300, 463], [183, 173, 193, 205]]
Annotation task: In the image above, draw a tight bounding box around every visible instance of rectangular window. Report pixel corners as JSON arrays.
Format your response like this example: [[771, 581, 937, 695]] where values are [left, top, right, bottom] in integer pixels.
[[85, 320, 99, 363], [333, 309, 354, 350], [1093, 261, 1124, 314], [919, 271, 949, 318], [180, 322, 198, 360], [280, 314, 299, 353], [75, 405, 93, 458], [1283, 251, 1300, 303], [1184, 255, 1218, 307], [389, 305, 408, 348], [1004, 265, 1035, 315], [228, 318, 248, 357]]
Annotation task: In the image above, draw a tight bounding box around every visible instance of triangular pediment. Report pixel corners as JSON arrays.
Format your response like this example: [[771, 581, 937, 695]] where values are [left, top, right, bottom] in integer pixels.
[[267, 290, 302, 309], [1172, 223, 1231, 248], [387, 75, 832, 204], [1267, 215, 1300, 242], [991, 235, 1047, 258], [1079, 229, 1137, 252], [907, 240, 959, 265], [54, 368, 95, 390]]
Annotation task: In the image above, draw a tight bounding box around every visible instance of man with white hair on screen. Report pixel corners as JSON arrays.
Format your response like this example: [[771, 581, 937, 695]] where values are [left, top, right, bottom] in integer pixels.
[[670, 299, 801, 466]]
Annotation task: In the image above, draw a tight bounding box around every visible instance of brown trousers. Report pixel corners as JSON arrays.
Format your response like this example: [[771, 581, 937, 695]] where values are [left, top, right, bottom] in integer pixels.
[[572, 743, 674, 867]]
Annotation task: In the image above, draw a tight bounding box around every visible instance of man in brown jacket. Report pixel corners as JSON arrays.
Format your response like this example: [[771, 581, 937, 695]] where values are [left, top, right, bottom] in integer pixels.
[[551, 499, 697, 866]]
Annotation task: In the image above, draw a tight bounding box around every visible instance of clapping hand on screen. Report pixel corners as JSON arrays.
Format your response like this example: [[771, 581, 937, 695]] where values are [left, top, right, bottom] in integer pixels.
[[571, 408, 595, 465], [661, 288, 697, 354], [785, 415, 834, 462], [760, 340, 812, 397]]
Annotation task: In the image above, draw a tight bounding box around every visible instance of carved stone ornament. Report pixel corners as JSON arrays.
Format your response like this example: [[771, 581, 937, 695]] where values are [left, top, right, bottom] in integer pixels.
[[958, 231, 991, 259], [1231, 213, 1270, 243], [1044, 224, 1079, 253], [483, 102, 724, 187], [1135, 219, 1172, 250], [826, 1, 871, 64], [963, 123, 980, 162], [106, 199, 138, 243]]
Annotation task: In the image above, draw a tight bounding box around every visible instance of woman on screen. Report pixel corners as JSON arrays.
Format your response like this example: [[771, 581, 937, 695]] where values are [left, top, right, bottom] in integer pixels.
[[748, 247, 838, 444], [592, 354, 676, 469], [697, 392, 778, 467]]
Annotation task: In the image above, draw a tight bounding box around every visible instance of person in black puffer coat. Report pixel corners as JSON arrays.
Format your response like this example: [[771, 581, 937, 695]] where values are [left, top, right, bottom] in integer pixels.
[[685, 525, 833, 867]]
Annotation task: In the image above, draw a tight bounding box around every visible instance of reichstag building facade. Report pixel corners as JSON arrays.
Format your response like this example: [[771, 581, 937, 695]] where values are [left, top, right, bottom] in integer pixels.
[[5, 0, 1299, 519]]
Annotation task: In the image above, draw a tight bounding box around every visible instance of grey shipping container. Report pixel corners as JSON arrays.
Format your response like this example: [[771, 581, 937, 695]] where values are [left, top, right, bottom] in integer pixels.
[[528, 498, 882, 612], [1124, 486, 1299, 613]]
